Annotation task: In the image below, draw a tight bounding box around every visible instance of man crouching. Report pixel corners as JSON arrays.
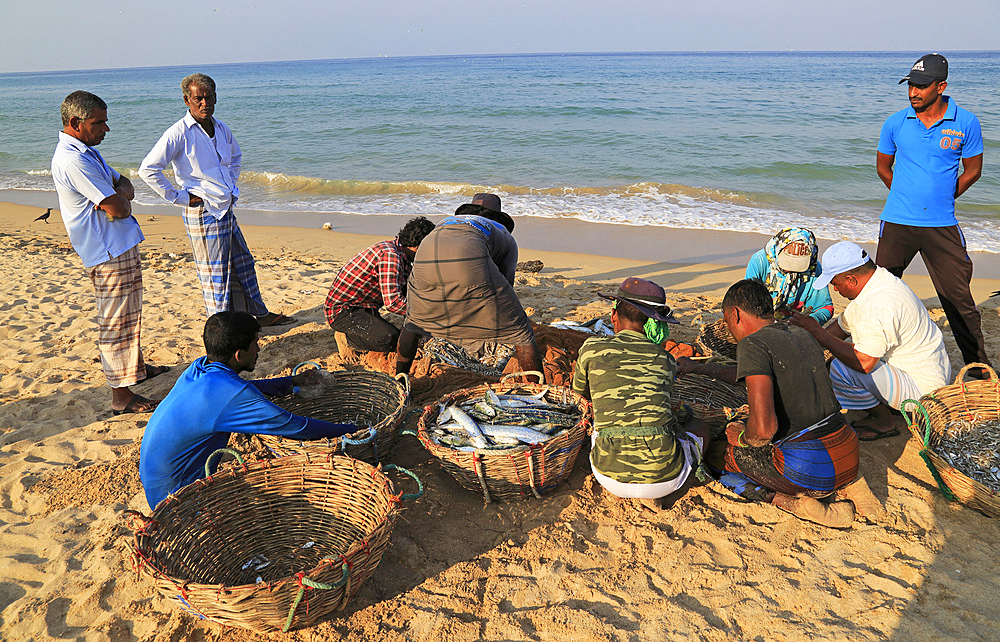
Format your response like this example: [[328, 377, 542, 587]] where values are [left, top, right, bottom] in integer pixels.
[[678, 279, 859, 528], [573, 278, 711, 509]]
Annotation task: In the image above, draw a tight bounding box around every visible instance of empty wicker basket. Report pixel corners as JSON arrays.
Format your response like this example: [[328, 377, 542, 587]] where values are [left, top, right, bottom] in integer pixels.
[[414, 374, 593, 502], [261, 368, 409, 464], [127, 450, 421, 632], [902, 363, 1000, 518]]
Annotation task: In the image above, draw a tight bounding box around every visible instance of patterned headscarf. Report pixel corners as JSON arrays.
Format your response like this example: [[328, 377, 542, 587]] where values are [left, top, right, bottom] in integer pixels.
[[763, 227, 818, 311]]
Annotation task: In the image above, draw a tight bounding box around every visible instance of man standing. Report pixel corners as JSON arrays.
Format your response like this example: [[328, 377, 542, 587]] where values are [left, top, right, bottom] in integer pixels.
[[679, 280, 859, 528], [324, 216, 435, 353], [789, 242, 951, 440], [876, 53, 990, 374], [395, 194, 543, 375], [51, 91, 167, 415], [139, 73, 293, 326]]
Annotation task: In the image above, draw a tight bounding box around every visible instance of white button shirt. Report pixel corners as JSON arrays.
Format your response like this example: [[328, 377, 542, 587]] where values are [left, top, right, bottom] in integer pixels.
[[51, 132, 144, 268], [139, 112, 242, 219]]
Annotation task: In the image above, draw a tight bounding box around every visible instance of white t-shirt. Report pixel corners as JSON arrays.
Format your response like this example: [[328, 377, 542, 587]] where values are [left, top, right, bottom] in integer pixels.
[[838, 267, 951, 395]]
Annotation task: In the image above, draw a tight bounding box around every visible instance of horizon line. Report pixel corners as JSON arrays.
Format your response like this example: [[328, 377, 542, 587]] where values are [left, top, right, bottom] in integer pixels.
[[4, 49, 999, 76]]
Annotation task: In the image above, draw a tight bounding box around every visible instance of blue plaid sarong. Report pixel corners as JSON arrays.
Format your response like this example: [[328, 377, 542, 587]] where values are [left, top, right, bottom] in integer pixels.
[[183, 204, 268, 317]]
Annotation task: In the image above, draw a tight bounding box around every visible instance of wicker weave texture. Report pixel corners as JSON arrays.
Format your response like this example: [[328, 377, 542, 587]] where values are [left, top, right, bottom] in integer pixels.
[[261, 370, 408, 464], [417, 383, 593, 502], [673, 373, 749, 425], [129, 454, 402, 632], [696, 319, 738, 361], [905, 363, 1000, 518]]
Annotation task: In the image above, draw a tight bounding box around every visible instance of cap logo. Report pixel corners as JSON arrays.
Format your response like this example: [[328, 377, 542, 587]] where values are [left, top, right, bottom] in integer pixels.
[[913, 61, 924, 72]]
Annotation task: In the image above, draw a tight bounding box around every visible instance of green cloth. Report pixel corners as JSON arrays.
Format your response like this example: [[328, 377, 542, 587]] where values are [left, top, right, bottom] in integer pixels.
[[572, 330, 683, 484]]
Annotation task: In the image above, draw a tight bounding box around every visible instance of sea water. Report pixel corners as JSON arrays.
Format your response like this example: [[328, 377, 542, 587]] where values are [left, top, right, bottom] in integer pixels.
[[1, 51, 998, 250]]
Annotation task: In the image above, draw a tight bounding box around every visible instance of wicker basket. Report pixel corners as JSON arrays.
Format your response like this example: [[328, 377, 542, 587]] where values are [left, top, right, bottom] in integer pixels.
[[697, 317, 834, 364], [260, 367, 409, 464], [413, 372, 593, 502], [126, 450, 422, 632], [673, 373, 749, 425], [902, 363, 1000, 518], [696, 318, 738, 361]]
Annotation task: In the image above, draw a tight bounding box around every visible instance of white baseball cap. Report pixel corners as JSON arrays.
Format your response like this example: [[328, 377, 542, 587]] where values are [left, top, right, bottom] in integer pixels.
[[812, 241, 871, 290]]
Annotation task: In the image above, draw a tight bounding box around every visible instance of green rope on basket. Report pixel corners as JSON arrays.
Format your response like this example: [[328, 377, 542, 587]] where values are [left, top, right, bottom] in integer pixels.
[[283, 561, 350, 632], [383, 464, 424, 501], [900, 398, 957, 502], [204, 448, 244, 478]]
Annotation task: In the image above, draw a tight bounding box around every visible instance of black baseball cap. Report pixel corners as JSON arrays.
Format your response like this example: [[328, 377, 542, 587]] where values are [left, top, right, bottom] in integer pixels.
[[899, 53, 948, 85]]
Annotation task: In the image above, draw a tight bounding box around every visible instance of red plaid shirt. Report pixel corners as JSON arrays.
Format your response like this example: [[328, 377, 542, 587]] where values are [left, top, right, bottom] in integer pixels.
[[324, 239, 411, 322]]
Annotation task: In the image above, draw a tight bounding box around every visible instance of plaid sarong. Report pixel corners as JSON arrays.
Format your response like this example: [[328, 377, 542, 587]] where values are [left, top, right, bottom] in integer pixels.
[[183, 204, 268, 317], [87, 245, 146, 388], [715, 412, 859, 500]]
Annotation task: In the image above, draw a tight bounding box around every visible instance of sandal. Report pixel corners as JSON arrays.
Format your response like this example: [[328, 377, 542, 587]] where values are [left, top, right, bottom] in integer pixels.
[[257, 312, 297, 327], [144, 364, 171, 381], [112, 394, 160, 416], [852, 423, 900, 441]]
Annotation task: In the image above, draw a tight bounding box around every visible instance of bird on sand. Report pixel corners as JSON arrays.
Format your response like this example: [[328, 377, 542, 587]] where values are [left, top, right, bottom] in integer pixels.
[[34, 208, 52, 223]]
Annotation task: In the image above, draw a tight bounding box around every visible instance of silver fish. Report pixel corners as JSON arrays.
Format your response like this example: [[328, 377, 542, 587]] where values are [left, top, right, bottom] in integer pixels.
[[479, 423, 550, 444], [447, 405, 490, 449]]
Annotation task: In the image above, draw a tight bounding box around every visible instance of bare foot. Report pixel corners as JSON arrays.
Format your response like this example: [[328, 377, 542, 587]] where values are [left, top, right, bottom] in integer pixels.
[[772, 493, 855, 529], [835, 477, 885, 520]]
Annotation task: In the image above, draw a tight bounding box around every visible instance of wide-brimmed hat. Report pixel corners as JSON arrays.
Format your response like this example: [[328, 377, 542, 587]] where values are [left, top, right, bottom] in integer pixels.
[[455, 192, 515, 232], [599, 277, 678, 324], [899, 53, 948, 85]]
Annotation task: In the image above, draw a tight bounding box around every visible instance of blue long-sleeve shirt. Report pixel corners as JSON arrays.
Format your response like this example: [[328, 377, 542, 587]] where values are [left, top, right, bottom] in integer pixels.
[[745, 250, 834, 324], [139, 357, 353, 509]]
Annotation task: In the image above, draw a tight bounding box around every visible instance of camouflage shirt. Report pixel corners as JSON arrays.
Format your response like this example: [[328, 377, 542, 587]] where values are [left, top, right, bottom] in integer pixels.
[[572, 330, 683, 484]]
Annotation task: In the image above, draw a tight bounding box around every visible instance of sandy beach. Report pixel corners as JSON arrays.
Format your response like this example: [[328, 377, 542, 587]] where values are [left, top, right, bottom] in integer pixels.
[[3, 199, 1000, 641]]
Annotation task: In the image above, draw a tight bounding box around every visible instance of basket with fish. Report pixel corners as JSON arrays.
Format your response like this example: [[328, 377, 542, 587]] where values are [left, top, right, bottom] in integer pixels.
[[412, 372, 593, 502], [125, 449, 422, 632], [673, 373, 749, 427], [901, 363, 1000, 518], [259, 363, 409, 464]]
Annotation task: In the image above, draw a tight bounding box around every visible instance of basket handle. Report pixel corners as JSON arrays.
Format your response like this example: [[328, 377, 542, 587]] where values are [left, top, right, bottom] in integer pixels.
[[293, 360, 323, 375], [283, 561, 350, 632], [899, 398, 958, 502], [382, 464, 424, 501], [394, 372, 411, 396], [954, 362, 997, 386], [501, 370, 545, 384], [205, 448, 245, 477]]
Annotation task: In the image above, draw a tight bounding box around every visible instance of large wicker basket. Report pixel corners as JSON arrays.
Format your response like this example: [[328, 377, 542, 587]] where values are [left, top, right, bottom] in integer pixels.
[[260, 368, 409, 464], [414, 373, 593, 502], [696, 318, 738, 361], [673, 373, 749, 426], [126, 450, 421, 632], [902, 363, 1000, 518]]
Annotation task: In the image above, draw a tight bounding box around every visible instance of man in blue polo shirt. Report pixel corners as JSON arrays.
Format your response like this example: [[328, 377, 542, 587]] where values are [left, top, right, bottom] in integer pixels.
[[875, 53, 991, 376]]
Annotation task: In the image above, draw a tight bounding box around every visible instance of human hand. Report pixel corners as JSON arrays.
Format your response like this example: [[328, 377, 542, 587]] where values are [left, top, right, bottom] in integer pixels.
[[725, 420, 746, 446], [291, 368, 323, 387], [675, 356, 697, 374], [786, 310, 821, 334], [188, 193, 204, 208]]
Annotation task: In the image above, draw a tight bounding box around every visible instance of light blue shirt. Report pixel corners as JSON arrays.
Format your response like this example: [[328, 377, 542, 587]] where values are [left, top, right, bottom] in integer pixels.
[[139, 112, 242, 219], [51, 132, 144, 268], [878, 97, 983, 227]]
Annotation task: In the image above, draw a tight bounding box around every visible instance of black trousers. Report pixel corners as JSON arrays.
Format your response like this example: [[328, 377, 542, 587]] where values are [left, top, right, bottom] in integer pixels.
[[327, 307, 400, 353], [876, 221, 991, 366]]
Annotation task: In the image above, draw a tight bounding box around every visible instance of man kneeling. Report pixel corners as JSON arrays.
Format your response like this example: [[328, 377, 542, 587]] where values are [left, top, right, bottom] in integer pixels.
[[573, 278, 711, 508], [678, 280, 859, 528], [139, 311, 355, 509]]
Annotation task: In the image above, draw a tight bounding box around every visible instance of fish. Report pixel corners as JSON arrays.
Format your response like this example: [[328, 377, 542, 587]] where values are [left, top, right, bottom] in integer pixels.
[[447, 405, 490, 449], [478, 423, 550, 444]]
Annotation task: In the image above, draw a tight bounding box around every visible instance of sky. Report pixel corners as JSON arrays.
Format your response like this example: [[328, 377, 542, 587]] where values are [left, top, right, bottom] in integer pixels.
[[2, 0, 998, 74]]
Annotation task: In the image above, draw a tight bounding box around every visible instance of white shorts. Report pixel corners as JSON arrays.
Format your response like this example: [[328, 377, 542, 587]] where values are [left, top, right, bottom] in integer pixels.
[[590, 430, 704, 499]]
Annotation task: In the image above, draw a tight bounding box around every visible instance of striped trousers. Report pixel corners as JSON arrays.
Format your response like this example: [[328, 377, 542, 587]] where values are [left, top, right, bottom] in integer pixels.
[[828, 358, 923, 411], [87, 246, 146, 388], [183, 204, 268, 317]]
